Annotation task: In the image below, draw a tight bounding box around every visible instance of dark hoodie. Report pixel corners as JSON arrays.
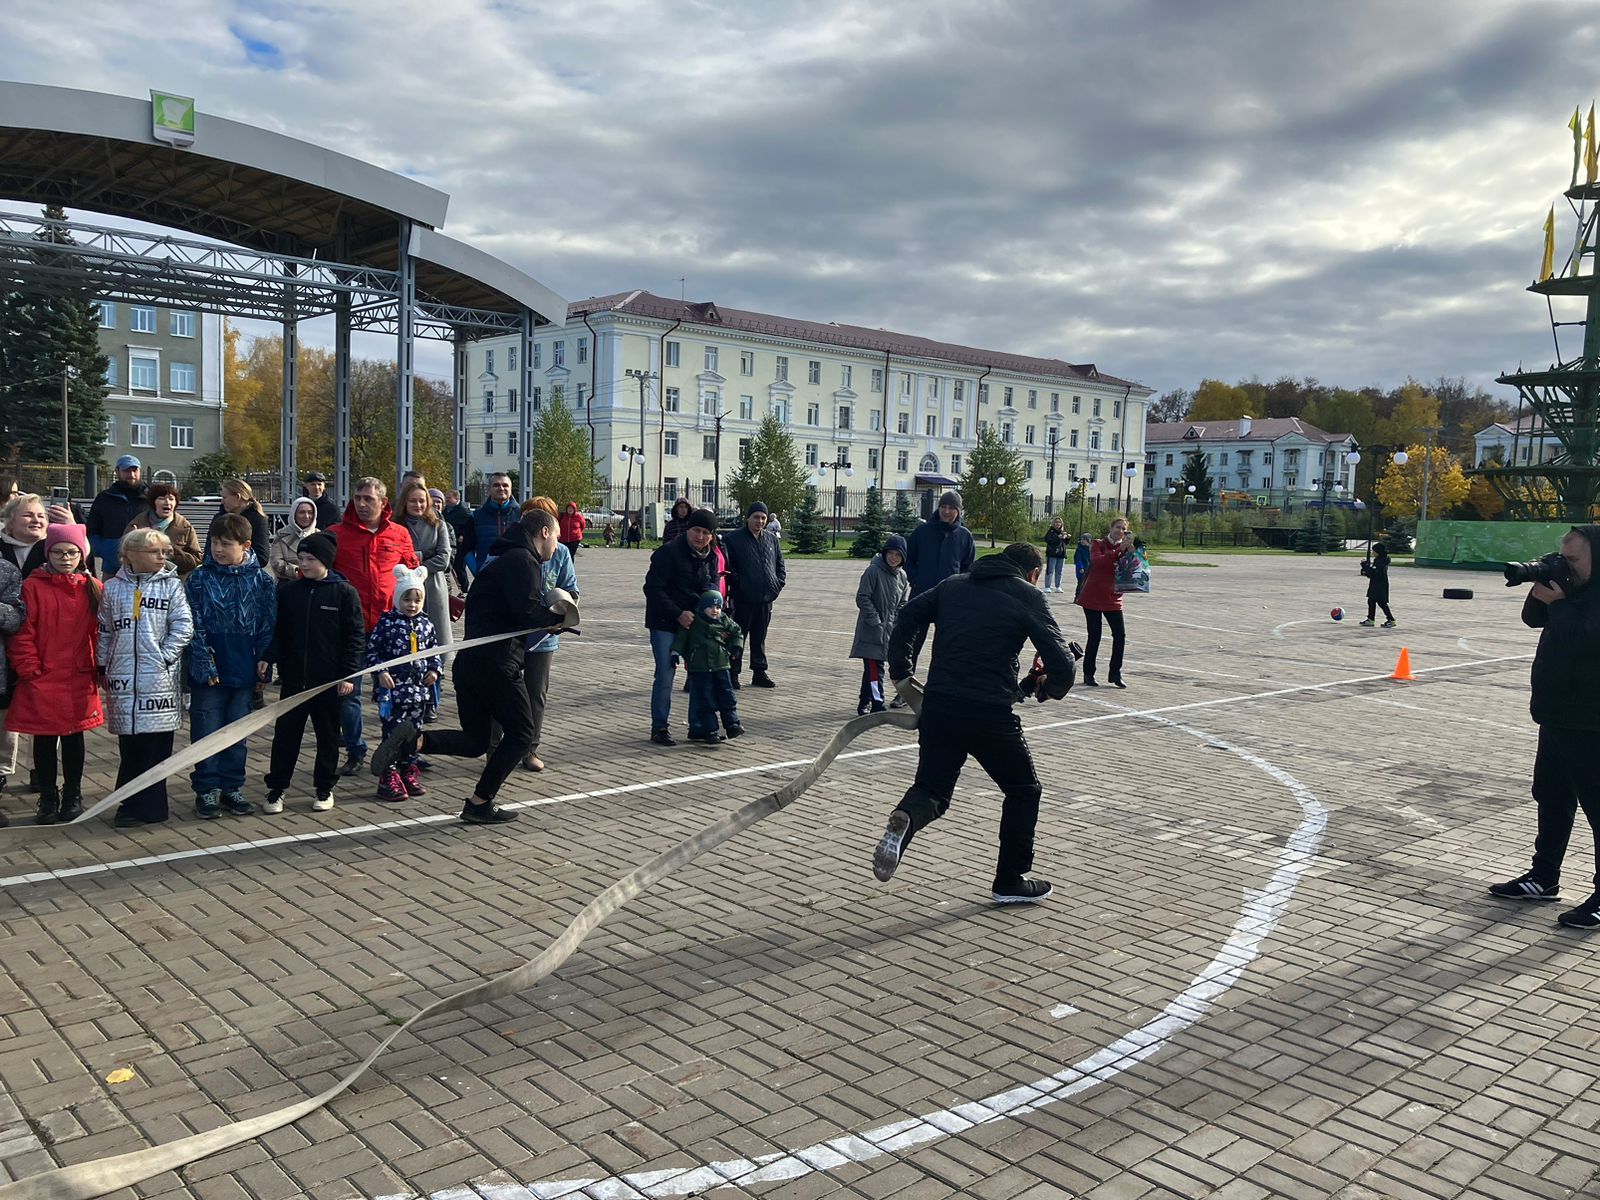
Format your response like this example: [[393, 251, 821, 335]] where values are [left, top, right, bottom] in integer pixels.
[[1522, 524, 1600, 730], [459, 523, 563, 676], [662, 497, 693, 543], [905, 505, 976, 595], [888, 551, 1075, 711]]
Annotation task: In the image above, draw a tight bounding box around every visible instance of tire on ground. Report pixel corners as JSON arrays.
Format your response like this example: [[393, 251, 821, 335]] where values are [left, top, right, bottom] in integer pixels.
[[1442, 587, 1474, 600]]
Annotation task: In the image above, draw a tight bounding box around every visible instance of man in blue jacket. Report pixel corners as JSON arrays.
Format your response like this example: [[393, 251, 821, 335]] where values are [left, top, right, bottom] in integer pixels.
[[468, 472, 520, 574], [900, 489, 976, 684]]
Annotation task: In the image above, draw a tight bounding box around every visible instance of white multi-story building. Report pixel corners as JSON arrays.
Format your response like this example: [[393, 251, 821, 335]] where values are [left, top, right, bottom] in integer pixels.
[[1143, 416, 1358, 505], [460, 290, 1151, 515], [1473, 414, 1559, 468]]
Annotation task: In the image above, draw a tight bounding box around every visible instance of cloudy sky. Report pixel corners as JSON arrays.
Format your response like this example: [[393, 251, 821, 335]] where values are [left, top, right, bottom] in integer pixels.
[[2, 0, 1597, 397]]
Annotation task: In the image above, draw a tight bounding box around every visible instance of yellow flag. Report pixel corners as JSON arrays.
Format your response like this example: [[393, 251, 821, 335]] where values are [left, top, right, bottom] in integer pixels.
[[1587, 103, 1598, 184], [1541, 205, 1556, 282], [1570, 105, 1584, 187]]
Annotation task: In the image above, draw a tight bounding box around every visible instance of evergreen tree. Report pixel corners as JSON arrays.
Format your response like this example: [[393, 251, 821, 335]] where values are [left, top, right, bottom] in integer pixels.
[[727, 412, 809, 521], [530, 394, 601, 507], [850, 485, 888, 557], [1290, 511, 1344, 553], [1178, 449, 1215, 503], [789, 486, 829, 553], [890, 488, 919, 536], [0, 206, 109, 466], [958, 426, 1031, 541]]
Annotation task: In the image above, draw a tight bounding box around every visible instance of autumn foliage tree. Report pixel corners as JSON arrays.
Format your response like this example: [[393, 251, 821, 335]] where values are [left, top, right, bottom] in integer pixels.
[[1375, 444, 1469, 519]]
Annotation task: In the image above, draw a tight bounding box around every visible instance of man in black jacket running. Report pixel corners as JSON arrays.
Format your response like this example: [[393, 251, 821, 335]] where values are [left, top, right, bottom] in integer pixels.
[[874, 542, 1076, 904], [370, 507, 571, 823]]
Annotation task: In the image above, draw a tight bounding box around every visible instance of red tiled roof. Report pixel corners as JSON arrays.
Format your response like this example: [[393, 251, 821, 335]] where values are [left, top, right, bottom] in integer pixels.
[[566, 291, 1146, 391], [1144, 417, 1352, 445]]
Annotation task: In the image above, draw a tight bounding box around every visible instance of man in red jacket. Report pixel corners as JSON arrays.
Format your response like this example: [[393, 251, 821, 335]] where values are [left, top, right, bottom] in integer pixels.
[[330, 476, 420, 775], [558, 502, 587, 557]]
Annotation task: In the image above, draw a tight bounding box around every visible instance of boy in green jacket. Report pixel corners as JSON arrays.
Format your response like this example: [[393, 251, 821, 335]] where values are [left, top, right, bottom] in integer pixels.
[[671, 590, 744, 745]]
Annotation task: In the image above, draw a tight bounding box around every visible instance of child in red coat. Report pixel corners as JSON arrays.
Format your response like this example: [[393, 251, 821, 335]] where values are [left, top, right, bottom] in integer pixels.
[[8, 524, 104, 823]]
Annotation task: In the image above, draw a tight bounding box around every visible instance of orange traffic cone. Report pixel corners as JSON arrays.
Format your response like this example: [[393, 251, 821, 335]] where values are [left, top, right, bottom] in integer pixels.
[[1389, 647, 1414, 682]]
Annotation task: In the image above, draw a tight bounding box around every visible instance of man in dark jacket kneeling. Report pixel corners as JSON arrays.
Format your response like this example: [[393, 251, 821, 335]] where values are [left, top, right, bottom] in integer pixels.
[[875, 542, 1075, 904]]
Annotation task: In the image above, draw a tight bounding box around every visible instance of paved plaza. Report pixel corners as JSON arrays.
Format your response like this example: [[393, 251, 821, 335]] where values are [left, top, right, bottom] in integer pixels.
[[2, 546, 1598, 1200]]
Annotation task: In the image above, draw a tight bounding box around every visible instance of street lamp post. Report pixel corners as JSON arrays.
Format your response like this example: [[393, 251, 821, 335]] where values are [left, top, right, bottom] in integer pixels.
[[1346, 444, 1408, 558], [1046, 431, 1060, 514], [977, 474, 1006, 547], [1181, 484, 1196, 547], [617, 444, 646, 545], [1076, 478, 1088, 536], [817, 458, 853, 547], [1122, 461, 1138, 518]]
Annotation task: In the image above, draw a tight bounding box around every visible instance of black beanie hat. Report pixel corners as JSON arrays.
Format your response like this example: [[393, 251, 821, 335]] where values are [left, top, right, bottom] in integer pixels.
[[939, 489, 962, 512], [747, 501, 769, 518], [686, 508, 718, 532], [299, 532, 337, 569]]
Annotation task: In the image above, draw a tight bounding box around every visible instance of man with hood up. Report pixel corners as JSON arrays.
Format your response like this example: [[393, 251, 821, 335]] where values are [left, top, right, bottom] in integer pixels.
[[1489, 523, 1600, 930], [874, 542, 1075, 905], [662, 497, 694, 543]]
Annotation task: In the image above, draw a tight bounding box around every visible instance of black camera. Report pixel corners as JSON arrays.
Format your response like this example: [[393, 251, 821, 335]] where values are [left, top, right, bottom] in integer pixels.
[[1503, 552, 1571, 588]]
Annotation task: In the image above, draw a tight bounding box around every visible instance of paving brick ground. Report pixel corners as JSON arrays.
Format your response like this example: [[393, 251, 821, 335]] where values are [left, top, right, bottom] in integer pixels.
[[3, 546, 1599, 1200]]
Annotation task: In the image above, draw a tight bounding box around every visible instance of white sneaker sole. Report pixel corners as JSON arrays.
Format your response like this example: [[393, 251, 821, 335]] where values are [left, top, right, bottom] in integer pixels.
[[311, 799, 335, 812], [873, 812, 911, 882]]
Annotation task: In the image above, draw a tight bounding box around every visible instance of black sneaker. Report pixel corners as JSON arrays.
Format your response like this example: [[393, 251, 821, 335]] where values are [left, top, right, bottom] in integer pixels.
[[369, 720, 419, 779], [1557, 891, 1600, 929], [1488, 873, 1561, 901], [751, 673, 776, 688], [872, 810, 912, 882], [338, 752, 366, 778], [650, 728, 676, 747], [731, 676, 742, 690], [1109, 676, 1127, 689], [1082, 677, 1099, 688], [723, 724, 744, 739], [460, 800, 518, 824], [693, 731, 725, 746], [112, 808, 144, 829], [992, 877, 1053, 905]]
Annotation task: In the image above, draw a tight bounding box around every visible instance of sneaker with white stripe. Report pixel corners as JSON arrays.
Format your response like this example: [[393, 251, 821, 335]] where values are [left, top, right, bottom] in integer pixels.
[[1488, 872, 1560, 901], [1558, 891, 1600, 929]]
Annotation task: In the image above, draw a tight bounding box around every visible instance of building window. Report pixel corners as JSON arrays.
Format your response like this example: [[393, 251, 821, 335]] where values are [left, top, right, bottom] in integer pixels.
[[1002, 422, 1013, 443], [739, 394, 753, 419], [740, 350, 754, 376], [700, 345, 717, 372], [532, 386, 542, 411], [486, 349, 496, 374], [807, 402, 821, 425], [577, 384, 588, 407], [837, 405, 851, 430], [533, 343, 542, 369], [774, 399, 789, 424], [775, 355, 789, 381], [171, 311, 196, 338], [897, 412, 910, 434], [510, 432, 521, 456], [1093, 397, 1102, 416], [485, 432, 494, 455], [663, 477, 679, 497], [1003, 386, 1014, 404], [978, 384, 989, 404], [897, 450, 909, 472], [1263, 452, 1273, 464], [130, 354, 158, 391], [868, 448, 880, 470], [738, 438, 751, 462], [901, 373, 912, 395], [842, 365, 853, 388], [1028, 389, 1038, 408], [1070, 430, 1080, 448], [665, 341, 680, 368], [703, 391, 721, 415], [578, 337, 588, 364], [508, 345, 517, 371], [1090, 431, 1101, 450], [929, 377, 940, 399], [1219, 450, 1227, 464], [104, 416, 117, 445], [552, 384, 565, 406], [1025, 424, 1036, 445], [170, 362, 195, 393], [703, 435, 718, 459], [96, 300, 115, 327], [1068, 464, 1078, 481], [701, 479, 716, 504], [1165, 453, 1174, 465], [484, 389, 496, 413], [665, 387, 681, 413], [805, 443, 819, 467], [925, 414, 937, 437], [808, 360, 821, 384], [952, 454, 962, 474], [105, 358, 118, 388], [665, 432, 679, 455], [1051, 393, 1060, 412], [1113, 399, 1122, 418], [1072, 395, 1081, 414], [1024, 461, 1034, 479], [871, 368, 883, 392], [869, 409, 882, 432], [553, 341, 565, 367], [130, 306, 157, 334], [1090, 464, 1099, 483], [1263, 476, 1272, 488]]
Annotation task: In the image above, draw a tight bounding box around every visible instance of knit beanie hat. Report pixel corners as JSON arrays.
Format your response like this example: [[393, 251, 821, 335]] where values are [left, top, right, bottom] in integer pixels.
[[44, 523, 88, 557], [299, 532, 337, 569], [939, 489, 962, 512], [698, 589, 723, 614], [686, 508, 718, 532], [428, 487, 445, 507], [392, 563, 428, 601], [747, 501, 769, 518]]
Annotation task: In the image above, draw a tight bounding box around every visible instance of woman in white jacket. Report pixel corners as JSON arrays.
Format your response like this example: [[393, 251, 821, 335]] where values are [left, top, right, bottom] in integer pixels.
[[98, 528, 194, 827], [267, 498, 319, 583]]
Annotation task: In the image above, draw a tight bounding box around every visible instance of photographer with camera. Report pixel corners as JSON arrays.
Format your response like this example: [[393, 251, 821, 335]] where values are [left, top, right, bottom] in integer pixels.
[[871, 542, 1077, 905], [1489, 525, 1600, 929]]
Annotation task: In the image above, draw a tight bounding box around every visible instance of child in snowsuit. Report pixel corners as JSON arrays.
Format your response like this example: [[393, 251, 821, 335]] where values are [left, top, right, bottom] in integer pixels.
[[367, 564, 442, 800], [1359, 543, 1395, 627], [99, 528, 194, 827], [671, 589, 744, 745], [8, 524, 103, 824]]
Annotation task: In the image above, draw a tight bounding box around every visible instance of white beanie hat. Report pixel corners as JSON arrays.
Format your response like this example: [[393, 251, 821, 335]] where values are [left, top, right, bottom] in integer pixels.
[[392, 562, 428, 602]]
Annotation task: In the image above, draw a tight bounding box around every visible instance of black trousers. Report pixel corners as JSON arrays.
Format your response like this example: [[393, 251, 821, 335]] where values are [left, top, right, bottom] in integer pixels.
[[894, 702, 1043, 884], [523, 651, 553, 754], [1366, 596, 1394, 621], [731, 600, 772, 677], [859, 660, 886, 709], [116, 732, 174, 822], [35, 733, 85, 794], [1529, 725, 1600, 888], [425, 656, 534, 802], [265, 689, 343, 795], [1083, 609, 1126, 681]]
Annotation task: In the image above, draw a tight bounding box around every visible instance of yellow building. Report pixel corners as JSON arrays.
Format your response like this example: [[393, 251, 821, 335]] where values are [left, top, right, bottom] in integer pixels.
[[463, 290, 1151, 515]]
